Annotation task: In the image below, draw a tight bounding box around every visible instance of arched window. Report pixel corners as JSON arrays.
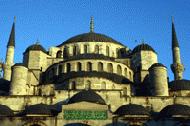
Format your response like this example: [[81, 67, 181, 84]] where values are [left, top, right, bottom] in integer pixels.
[[70, 81, 76, 90], [106, 46, 110, 56], [129, 71, 132, 80], [84, 45, 88, 53], [101, 82, 106, 89], [63, 46, 69, 58], [117, 65, 122, 75], [95, 45, 100, 54], [73, 45, 79, 56], [98, 62, 103, 71], [66, 63, 71, 73], [77, 62, 82, 71], [124, 68, 128, 76], [107, 63, 113, 73], [85, 80, 91, 89], [56, 50, 62, 58], [87, 62, 92, 71], [59, 65, 62, 74]]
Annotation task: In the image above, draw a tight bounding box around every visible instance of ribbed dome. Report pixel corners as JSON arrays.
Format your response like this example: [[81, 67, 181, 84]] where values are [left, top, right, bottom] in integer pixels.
[[159, 104, 190, 118], [0, 105, 14, 116], [24, 43, 47, 54], [57, 32, 123, 46], [132, 43, 156, 54], [68, 89, 106, 105], [169, 79, 190, 91], [114, 104, 150, 116]]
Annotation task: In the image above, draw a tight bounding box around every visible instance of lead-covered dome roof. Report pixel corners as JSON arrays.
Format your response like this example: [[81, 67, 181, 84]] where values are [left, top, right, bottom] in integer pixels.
[[57, 32, 123, 46], [114, 104, 150, 116], [24, 43, 47, 54], [169, 79, 190, 91], [132, 43, 156, 54], [159, 104, 190, 118], [68, 89, 106, 105], [0, 104, 14, 116]]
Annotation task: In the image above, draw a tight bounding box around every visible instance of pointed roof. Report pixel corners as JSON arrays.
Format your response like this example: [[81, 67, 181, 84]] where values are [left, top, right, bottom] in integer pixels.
[[7, 17, 15, 47], [172, 17, 179, 48]]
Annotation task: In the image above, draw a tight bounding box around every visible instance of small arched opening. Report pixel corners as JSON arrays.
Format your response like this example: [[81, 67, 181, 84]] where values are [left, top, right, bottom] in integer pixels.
[[56, 50, 62, 58], [98, 62, 103, 71], [117, 65, 122, 75], [87, 62, 92, 71], [66, 63, 71, 73], [107, 63, 113, 73], [77, 62, 82, 71]]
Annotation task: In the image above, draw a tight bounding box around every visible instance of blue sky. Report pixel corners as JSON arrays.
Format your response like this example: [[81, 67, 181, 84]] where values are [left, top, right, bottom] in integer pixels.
[[0, 0, 189, 81]]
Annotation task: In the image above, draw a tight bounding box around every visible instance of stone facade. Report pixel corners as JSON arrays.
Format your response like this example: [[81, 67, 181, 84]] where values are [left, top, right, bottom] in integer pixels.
[[0, 18, 190, 126]]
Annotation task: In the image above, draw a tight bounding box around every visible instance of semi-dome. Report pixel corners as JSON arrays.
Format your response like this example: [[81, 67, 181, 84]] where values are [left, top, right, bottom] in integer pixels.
[[68, 89, 106, 105], [132, 43, 156, 54], [57, 32, 123, 46], [0, 104, 14, 116], [24, 43, 47, 54], [114, 104, 150, 116], [23, 103, 58, 115], [159, 104, 190, 118], [169, 79, 190, 91]]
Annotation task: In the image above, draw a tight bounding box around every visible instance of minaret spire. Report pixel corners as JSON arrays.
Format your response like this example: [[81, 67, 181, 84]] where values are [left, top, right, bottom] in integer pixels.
[[7, 16, 15, 47], [170, 17, 184, 80], [90, 16, 94, 32], [4, 17, 16, 81]]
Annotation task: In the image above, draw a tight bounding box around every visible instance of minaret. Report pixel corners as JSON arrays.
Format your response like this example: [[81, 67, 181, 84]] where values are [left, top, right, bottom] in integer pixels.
[[90, 16, 94, 32], [3, 17, 16, 81], [170, 17, 184, 80]]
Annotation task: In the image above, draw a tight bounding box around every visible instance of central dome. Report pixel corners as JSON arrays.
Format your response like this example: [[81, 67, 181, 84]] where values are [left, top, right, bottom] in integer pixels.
[[57, 32, 123, 46]]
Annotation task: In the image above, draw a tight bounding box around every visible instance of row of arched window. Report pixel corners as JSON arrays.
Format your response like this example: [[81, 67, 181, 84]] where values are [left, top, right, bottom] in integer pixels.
[[63, 62, 132, 80], [69, 80, 107, 90], [56, 45, 112, 58]]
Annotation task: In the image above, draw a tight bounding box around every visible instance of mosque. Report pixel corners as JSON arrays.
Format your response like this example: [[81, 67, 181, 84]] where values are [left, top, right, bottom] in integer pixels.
[[0, 17, 190, 126]]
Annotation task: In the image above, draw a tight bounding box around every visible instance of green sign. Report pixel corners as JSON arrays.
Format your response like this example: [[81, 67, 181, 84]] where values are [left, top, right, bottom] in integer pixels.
[[64, 110, 107, 120]]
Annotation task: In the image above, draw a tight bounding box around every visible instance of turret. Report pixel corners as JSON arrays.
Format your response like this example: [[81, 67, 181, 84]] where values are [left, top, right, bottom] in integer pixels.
[[3, 17, 15, 81], [10, 63, 28, 95], [131, 43, 158, 83], [170, 18, 184, 80], [149, 63, 169, 96]]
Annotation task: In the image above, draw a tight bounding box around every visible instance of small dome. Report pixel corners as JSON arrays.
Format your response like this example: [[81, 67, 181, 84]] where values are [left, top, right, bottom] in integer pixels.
[[169, 79, 190, 91], [0, 105, 14, 116], [68, 89, 106, 105], [57, 32, 123, 46], [23, 103, 58, 115], [114, 104, 150, 116], [159, 104, 190, 118], [132, 43, 156, 54], [149, 63, 166, 70], [24, 43, 47, 54]]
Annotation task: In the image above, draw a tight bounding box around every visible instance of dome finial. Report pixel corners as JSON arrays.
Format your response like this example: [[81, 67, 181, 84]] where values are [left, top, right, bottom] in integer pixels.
[[90, 16, 94, 32]]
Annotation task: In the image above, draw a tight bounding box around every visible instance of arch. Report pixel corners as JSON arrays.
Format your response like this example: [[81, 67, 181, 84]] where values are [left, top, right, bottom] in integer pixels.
[[84, 45, 88, 53], [85, 80, 91, 89], [58, 65, 62, 74], [77, 62, 82, 71], [107, 63, 113, 73], [56, 50, 62, 58], [70, 81, 76, 90], [124, 68, 128, 76], [87, 62, 92, 71], [117, 65, 122, 75], [129, 71, 132, 80], [73, 45, 79, 55], [63, 46, 69, 58], [98, 62, 103, 71], [22, 121, 47, 126], [66, 63, 71, 73], [95, 45, 100, 54], [106, 46, 110, 56], [101, 81, 106, 89]]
